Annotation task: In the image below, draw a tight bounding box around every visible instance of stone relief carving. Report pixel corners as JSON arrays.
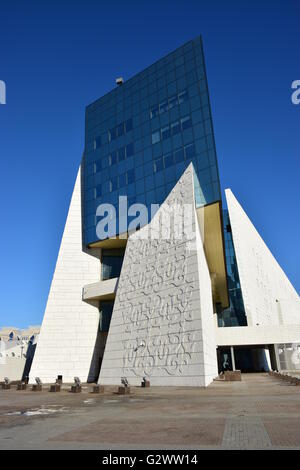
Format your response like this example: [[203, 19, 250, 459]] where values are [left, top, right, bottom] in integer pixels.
[[113, 166, 202, 378]]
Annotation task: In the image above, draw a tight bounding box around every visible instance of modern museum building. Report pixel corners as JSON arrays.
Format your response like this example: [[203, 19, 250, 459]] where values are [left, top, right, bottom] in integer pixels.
[[29, 36, 300, 386]]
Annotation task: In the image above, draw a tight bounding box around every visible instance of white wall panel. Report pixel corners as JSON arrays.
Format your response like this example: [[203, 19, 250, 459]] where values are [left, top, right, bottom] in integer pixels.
[[29, 167, 101, 384], [99, 165, 218, 387], [226, 189, 300, 329]]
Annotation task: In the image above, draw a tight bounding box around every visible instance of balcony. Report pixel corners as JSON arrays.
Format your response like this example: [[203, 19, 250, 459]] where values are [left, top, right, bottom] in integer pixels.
[[82, 277, 119, 301]]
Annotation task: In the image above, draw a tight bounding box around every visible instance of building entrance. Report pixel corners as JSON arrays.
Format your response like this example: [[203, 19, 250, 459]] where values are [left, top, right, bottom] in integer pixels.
[[217, 345, 276, 373]]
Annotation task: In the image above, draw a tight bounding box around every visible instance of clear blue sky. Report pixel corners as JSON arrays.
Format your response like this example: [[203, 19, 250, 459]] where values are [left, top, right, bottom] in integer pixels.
[[0, 0, 299, 327]]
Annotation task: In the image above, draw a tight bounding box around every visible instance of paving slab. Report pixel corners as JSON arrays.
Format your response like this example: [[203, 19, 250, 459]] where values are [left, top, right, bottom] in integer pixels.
[[0, 374, 300, 449]]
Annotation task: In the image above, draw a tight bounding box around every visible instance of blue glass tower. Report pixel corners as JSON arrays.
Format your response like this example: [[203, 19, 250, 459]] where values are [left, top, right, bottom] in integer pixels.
[[82, 35, 222, 246]]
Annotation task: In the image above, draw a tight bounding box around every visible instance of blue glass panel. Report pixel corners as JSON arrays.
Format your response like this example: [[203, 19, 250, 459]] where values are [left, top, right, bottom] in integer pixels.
[[127, 168, 135, 184], [151, 131, 160, 144], [164, 152, 173, 168], [150, 105, 159, 119], [161, 125, 171, 140], [118, 146, 126, 161], [154, 158, 163, 172], [101, 249, 125, 281], [94, 136, 101, 149], [174, 148, 184, 163], [126, 143, 134, 157], [109, 128, 116, 141], [95, 160, 102, 173], [145, 174, 155, 190], [110, 177, 118, 192], [181, 115, 192, 130], [110, 151, 117, 166], [117, 123, 124, 137], [159, 100, 168, 114], [125, 118, 133, 132], [119, 173, 126, 188], [217, 211, 247, 327], [96, 184, 102, 198], [185, 143, 195, 159], [178, 90, 188, 103], [83, 36, 222, 245], [171, 121, 180, 135], [168, 95, 178, 109]]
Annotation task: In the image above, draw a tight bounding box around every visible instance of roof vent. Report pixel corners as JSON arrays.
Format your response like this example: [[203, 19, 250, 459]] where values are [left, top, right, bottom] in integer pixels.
[[116, 77, 124, 86]]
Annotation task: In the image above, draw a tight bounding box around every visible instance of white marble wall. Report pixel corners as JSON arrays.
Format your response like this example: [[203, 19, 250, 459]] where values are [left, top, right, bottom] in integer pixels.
[[0, 358, 26, 382], [99, 165, 218, 387], [226, 188, 300, 328], [29, 167, 101, 384], [216, 324, 300, 346]]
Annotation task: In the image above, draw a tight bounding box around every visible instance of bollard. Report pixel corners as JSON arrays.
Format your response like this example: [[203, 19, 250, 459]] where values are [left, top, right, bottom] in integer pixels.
[[70, 377, 82, 393], [1, 383, 11, 390], [141, 380, 150, 388], [1, 378, 11, 390], [92, 384, 104, 394], [49, 384, 61, 392], [224, 370, 242, 381], [17, 383, 27, 391], [32, 384, 42, 391]]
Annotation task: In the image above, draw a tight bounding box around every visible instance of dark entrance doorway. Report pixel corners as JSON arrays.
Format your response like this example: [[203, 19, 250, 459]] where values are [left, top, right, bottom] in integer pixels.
[[217, 347, 233, 373], [217, 345, 273, 373]]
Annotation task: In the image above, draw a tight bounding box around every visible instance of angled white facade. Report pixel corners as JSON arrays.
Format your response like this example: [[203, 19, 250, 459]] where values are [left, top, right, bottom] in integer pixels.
[[216, 189, 300, 371], [99, 165, 218, 386], [225, 189, 300, 327], [29, 169, 101, 384]]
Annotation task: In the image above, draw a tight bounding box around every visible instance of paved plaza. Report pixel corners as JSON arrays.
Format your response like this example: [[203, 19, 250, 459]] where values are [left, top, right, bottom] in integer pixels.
[[0, 373, 300, 449]]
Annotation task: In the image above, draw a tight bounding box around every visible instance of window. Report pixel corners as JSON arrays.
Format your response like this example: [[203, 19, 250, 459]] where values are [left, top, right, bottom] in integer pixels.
[[109, 128, 116, 141], [101, 248, 125, 281], [94, 136, 101, 149], [154, 158, 163, 172], [168, 95, 178, 109], [150, 106, 159, 119], [127, 168, 135, 184], [171, 121, 180, 135], [95, 160, 102, 173], [96, 184, 102, 198], [152, 131, 160, 144], [150, 89, 188, 120], [117, 123, 124, 137], [125, 118, 133, 132], [161, 125, 170, 140], [181, 115, 192, 130], [151, 113, 192, 146], [99, 301, 114, 332], [126, 142, 134, 157], [119, 173, 126, 188], [110, 177, 118, 192], [109, 118, 133, 140], [109, 151, 118, 166], [174, 148, 185, 163], [185, 143, 195, 159], [118, 146, 126, 161], [164, 153, 173, 168], [178, 90, 188, 103], [159, 100, 168, 114]]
